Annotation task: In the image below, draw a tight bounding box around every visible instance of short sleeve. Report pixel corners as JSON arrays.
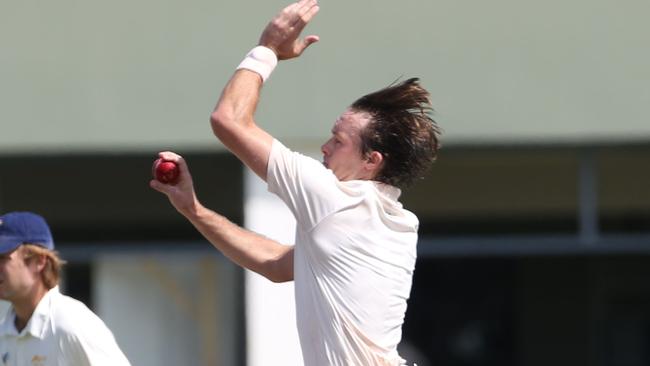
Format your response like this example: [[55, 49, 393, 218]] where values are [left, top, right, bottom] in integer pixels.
[[266, 139, 347, 230]]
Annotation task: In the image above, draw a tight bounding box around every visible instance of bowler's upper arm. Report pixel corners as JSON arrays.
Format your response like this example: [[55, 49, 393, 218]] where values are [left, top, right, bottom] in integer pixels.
[[212, 118, 274, 182], [210, 69, 275, 181]]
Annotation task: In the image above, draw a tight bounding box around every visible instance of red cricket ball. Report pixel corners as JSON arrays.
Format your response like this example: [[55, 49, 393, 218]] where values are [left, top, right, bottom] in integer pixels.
[[152, 158, 180, 184]]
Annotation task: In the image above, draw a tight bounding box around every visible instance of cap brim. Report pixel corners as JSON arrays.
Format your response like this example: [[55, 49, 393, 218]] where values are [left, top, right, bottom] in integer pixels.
[[0, 237, 23, 255]]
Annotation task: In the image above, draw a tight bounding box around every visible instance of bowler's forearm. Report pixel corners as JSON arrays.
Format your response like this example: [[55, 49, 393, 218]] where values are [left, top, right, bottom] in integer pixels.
[[183, 202, 294, 283], [210, 70, 262, 136], [208, 68, 274, 180]]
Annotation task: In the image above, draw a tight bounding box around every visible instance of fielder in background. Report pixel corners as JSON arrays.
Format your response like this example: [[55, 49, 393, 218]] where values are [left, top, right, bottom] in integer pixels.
[[151, 0, 440, 364], [0, 211, 131, 366]]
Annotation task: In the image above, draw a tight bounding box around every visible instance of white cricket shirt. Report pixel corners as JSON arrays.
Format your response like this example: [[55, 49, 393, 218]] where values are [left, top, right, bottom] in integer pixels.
[[267, 140, 418, 366], [0, 287, 130, 366]]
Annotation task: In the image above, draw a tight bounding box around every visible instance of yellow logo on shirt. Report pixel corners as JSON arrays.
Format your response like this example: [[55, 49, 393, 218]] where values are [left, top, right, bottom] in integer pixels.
[[31, 355, 46, 366]]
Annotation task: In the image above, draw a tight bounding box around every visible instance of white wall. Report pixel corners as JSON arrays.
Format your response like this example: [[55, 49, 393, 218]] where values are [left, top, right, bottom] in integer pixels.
[[95, 252, 238, 366], [244, 169, 303, 365]]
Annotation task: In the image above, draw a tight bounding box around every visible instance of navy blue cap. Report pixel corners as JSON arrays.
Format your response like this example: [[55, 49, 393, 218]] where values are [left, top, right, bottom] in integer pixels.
[[0, 212, 54, 254]]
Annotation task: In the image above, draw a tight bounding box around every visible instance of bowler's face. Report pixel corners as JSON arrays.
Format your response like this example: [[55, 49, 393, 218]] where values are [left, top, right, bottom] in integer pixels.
[[320, 109, 372, 181], [0, 247, 39, 302]]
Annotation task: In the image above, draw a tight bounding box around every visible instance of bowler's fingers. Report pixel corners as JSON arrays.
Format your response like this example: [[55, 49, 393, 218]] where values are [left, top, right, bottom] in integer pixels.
[[277, 0, 317, 32], [293, 0, 319, 30], [157, 151, 182, 163], [157, 151, 191, 175], [296, 0, 318, 19], [297, 35, 319, 54], [151, 152, 179, 194], [149, 179, 169, 194], [277, 2, 300, 28], [296, 0, 317, 12], [291, 0, 319, 55]]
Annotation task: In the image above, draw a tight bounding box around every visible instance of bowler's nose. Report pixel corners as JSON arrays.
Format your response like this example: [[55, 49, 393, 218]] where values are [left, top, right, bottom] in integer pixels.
[[321, 142, 329, 156]]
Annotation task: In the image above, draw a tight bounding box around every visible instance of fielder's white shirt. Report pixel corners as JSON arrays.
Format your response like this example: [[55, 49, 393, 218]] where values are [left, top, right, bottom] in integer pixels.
[[0, 287, 130, 366], [267, 140, 418, 366]]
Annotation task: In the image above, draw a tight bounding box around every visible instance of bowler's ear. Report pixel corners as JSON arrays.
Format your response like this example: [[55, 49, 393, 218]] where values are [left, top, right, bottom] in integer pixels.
[[365, 151, 384, 176]]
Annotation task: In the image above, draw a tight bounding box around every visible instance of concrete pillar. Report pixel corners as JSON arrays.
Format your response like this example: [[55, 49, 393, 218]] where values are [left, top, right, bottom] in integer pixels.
[[244, 170, 302, 366]]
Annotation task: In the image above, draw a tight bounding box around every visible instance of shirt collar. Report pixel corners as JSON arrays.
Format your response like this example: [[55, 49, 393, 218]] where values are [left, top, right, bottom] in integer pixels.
[[0, 305, 15, 336], [0, 286, 58, 339], [373, 181, 402, 201]]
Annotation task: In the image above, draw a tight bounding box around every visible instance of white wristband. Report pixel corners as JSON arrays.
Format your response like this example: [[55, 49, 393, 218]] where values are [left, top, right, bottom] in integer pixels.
[[236, 46, 278, 83]]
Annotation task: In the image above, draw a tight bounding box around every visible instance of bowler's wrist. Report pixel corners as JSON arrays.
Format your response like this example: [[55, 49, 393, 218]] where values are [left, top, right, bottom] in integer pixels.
[[236, 46, 278, 83], [178, 197, 204, 220]]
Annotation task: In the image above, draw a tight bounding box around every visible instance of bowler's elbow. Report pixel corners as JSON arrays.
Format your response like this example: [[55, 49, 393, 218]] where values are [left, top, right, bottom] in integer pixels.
[[210, 109, 231, 138], [265, 248, 294, 283], [268, 270, 294, 283]]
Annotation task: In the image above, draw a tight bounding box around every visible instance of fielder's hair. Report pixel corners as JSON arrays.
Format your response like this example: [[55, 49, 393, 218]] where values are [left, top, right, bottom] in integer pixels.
[[21, 244, 65, 289], [351, 78, 441, 188]]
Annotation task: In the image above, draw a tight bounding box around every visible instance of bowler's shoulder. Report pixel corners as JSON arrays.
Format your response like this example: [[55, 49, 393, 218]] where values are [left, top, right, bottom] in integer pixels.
[[268, 138, 336, 186], [270, 139, 326, 169]]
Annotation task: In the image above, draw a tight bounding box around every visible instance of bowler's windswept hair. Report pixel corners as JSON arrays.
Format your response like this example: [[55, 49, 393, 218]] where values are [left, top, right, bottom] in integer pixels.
[[351, 78, 441, 189]]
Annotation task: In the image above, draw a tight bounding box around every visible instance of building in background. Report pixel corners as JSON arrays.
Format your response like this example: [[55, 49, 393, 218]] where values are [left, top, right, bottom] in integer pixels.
[[2, 0, 649, 365]]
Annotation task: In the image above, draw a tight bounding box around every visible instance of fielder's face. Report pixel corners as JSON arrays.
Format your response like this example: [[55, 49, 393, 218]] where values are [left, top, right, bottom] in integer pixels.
[[321, 109, 373, 181], [0, 246, 41, 303]]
